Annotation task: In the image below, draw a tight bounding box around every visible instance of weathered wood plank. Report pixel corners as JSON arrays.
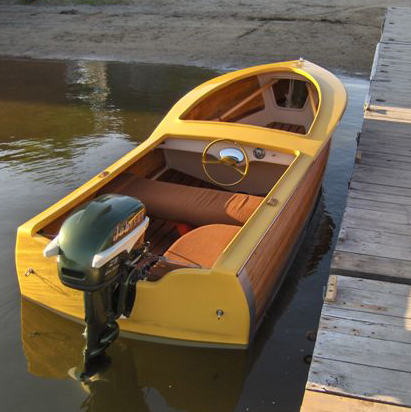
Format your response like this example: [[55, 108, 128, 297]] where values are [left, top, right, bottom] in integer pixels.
[[363, 119, 411, 134], [336, 276, 411, 295], [314, 330, 411, 373], [346, 196, 411, 215], [336, 228, 411, 262], [352, 163, 411, 181], [323, 305, 411, 329], [301, 391, 411, 412], [323, 304, 411, 330], [331, 251, 411, 283], [360, 130, 411, 142], [348, 190, 411, 207], [351, 165, 411, 188], [319, 315, 411, 343], [359, 133, 411, 147], [306, 278, 411, 407], [349, 180, 411, 198], [307, 358, 411, 407], [365, 108, 411, 122], [341, 216, 411, 238], [359, 152, 411, 173], [343, 207, 411, 228], [358, 140, 411, 157], [323, 284, 411, 319]]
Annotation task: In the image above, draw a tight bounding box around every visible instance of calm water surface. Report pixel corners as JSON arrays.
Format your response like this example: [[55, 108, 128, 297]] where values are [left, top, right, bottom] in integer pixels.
[[0, 59, 368, 412]]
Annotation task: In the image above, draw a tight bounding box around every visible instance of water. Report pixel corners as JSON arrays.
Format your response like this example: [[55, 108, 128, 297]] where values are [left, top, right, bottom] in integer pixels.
[[0, 58, 368, 411]]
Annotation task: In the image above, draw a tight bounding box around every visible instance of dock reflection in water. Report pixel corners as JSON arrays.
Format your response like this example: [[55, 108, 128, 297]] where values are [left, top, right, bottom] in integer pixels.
[[0, 58, 368, 411]]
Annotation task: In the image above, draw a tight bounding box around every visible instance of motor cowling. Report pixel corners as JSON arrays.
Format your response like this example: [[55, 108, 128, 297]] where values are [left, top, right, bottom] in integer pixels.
[[44, 194, 149, 373]]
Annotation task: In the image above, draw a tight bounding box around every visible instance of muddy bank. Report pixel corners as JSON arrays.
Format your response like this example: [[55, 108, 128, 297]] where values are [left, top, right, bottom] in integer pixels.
[[0, 1, 408, 77]]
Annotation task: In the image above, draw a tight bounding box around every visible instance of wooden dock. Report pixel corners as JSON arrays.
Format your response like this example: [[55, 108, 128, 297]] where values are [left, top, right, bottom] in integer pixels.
[[301, 7, 411, 411]]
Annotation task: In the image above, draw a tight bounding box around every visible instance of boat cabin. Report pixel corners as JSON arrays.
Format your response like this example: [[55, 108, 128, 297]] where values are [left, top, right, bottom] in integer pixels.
[[182, 72, 319, 135]]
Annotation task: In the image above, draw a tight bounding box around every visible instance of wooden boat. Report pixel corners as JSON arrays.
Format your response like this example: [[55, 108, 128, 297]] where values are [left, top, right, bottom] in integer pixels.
[[15, 60, 347, 349]]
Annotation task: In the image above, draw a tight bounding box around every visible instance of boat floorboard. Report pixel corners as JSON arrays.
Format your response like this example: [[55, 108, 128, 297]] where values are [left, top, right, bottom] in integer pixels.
[[265, 121, 305, 134]]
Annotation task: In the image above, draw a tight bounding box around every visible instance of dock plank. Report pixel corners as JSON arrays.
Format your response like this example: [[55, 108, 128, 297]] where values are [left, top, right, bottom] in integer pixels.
[[358, 152, 411, 173], [348, 190, 411, 207], [301, 391, 411, 412], [307, 359, 411, 406], [336, 276, 411, 295], [323, 285, 411, 320], [319, 315, 411, 344], [346, 196, 411, 215], [331, 251, 411, 283], [342, 207, 411, 231], [349, 180, 411, 199], [351, 164, 411, 188], [381, 7, 411, 45], [323, 305, 411, 328], [304, 276, 411, 409]]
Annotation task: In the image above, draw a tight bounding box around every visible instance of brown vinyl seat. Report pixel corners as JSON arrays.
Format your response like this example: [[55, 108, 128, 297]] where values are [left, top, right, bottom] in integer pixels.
[[164, 224, 241, 267], [103, 175, 263, 227], [149, 224, 241, 280]]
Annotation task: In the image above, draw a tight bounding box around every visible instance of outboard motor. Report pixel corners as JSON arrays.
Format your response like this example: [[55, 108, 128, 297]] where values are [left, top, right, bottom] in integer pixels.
[[44, 194, 151, 376]]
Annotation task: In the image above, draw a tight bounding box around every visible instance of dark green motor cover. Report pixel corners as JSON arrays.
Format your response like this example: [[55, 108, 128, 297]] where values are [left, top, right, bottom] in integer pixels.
[[57, 194, 146, 292]]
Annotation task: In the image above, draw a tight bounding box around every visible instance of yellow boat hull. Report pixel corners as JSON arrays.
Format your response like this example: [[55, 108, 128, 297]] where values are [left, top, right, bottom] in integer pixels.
[[15, 60, 346, 347]]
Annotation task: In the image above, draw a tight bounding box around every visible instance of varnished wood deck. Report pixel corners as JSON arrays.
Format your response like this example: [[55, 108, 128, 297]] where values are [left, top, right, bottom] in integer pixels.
[[265, 121, 306, 134], [302, 7, 411, 411]]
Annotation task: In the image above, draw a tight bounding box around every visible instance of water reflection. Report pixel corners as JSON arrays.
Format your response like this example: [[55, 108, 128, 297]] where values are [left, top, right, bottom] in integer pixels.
[[22, 298, 248, 412], [0, 59, 216, 185], [0, 58, 368, 411]]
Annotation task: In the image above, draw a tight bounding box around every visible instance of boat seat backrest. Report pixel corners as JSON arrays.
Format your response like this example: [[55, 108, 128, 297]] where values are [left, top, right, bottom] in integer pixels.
[[101, 175, 263, 227]]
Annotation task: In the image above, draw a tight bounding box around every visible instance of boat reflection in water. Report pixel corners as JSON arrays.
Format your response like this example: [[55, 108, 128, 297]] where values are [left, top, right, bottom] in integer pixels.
[[20, 194, 333, 412], [21, 297, 247, 412]]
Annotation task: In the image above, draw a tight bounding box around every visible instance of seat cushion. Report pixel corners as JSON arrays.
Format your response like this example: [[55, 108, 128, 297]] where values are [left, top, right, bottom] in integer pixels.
[[113, 176, 262, 227], [164, 224, 241, 268]]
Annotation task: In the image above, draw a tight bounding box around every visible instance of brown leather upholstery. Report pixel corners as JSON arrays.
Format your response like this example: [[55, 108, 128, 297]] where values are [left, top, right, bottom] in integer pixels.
[[165, 224, 241, 268], [148, 224, 240, 280], [112, 176, 263, 227]]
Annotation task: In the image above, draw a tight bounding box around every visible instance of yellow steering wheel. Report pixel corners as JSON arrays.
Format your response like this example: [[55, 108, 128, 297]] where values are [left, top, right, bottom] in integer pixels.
[[201, 139, 249, 187]]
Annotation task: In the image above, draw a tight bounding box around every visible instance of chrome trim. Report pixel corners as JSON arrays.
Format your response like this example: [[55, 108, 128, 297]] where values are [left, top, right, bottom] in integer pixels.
[[92, 217, 149, 268], [43, 235, 60, 258], [219, 147, 244, 163]]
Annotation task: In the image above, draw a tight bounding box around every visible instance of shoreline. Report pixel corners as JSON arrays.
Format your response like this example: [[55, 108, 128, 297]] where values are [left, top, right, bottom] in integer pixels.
[[0, 2, 398, 74]]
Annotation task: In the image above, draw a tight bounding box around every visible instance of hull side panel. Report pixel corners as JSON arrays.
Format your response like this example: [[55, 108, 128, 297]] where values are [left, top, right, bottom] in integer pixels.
[[241, 141, 330, 323]]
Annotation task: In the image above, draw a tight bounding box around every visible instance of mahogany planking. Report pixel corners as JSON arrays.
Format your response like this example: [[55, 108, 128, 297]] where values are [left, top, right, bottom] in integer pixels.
[[242, 142, 330, 322]]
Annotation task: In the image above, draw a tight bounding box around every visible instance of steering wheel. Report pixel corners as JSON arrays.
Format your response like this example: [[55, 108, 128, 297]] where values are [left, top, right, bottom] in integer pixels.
[[201, 139, 249, 187]]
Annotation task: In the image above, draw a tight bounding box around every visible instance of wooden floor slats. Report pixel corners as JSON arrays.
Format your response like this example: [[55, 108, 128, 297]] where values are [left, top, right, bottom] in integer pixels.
[[265, 121, 306, 134], [302, 7, 411, 411]]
